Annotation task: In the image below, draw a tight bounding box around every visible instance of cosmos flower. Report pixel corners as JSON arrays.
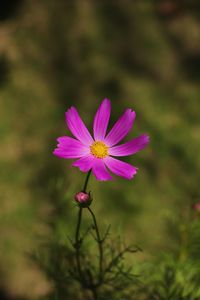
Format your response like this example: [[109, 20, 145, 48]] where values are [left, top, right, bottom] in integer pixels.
[[53, 99, 149, 181]]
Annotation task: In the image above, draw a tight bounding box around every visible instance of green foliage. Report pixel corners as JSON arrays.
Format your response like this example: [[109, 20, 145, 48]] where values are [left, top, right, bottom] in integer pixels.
[[32, 205, 141, 300], [139, 259, 200, 300]]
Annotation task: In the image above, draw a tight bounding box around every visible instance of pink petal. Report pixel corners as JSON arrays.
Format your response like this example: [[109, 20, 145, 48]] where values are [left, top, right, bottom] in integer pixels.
[[105, 109, 136, 146], [65, 107, 94, 146], [92, 158, 112, 181], [53, 136, 90, 158], [104, 156, 138, 180], [72, 155, 94, 172], [109, 134, 149, 157], [93, 98, 111, 141]]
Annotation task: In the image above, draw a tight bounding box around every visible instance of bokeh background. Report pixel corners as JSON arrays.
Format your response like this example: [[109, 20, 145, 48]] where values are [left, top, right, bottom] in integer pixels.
[[0, 0, 200, 299]]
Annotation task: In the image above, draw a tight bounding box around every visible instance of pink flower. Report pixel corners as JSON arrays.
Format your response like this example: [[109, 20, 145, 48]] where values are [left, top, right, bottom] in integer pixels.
[[53, 99, 149, 181]]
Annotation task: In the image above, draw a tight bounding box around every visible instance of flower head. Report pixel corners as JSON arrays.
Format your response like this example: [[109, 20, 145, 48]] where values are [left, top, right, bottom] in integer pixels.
[[53, 99, 149, 181]]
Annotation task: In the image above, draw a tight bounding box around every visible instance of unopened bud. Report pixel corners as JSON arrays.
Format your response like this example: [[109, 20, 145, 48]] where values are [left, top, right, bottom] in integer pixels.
[[74, 191, 92, 207], [192, 203, 200, 213]]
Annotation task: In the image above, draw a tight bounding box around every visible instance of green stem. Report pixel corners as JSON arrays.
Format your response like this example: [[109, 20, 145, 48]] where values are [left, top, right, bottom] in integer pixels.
[[87, 206, 103, 283], [92, 288, 98, 300], [83, 169, 91, 192], [75, 206, 83, 276], [74, 171, 92, 276]]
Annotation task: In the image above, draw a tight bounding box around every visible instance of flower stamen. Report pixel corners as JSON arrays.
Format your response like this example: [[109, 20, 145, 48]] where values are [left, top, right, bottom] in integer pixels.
[[90, 141, 109, 159]]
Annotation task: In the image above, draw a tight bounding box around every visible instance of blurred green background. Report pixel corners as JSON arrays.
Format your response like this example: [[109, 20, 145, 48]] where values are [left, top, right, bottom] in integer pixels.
[[0, 0, 200, 299]]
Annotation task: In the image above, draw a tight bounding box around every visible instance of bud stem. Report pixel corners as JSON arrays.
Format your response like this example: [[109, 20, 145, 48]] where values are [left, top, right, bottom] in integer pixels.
[[74, 170, 92, 277], [75, 207, 83, 276], [83, 169, 92, 192]]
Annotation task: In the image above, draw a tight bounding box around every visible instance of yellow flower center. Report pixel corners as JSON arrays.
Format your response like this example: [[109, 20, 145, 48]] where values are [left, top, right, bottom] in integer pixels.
[[90, 141, 109, 159]]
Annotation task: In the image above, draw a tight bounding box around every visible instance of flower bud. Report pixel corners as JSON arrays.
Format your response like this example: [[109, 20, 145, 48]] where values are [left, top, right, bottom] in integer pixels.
[[74, 191, 92, 207], [192, 203, 200, 213]]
